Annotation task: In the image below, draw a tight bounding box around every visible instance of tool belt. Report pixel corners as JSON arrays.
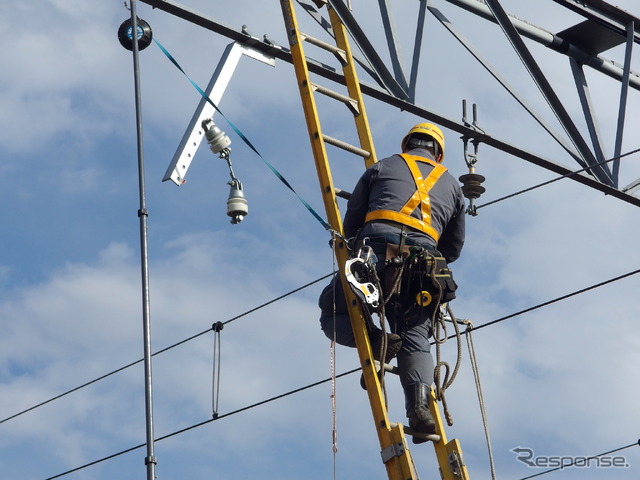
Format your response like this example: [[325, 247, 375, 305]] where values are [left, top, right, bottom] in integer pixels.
[[383, 243, 457, 317]]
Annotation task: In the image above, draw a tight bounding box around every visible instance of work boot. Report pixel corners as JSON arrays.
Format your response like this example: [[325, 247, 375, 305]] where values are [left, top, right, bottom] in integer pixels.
[[404, 382, 436, 444], [359, 328, 402, 390]]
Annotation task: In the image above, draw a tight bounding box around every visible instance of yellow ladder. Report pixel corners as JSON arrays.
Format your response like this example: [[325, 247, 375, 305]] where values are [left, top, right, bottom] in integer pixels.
[[278, 2, 469, 479]]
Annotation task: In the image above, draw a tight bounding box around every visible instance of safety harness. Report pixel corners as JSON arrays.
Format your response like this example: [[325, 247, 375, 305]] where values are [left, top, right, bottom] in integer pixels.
[[364, 154, 448, 242]]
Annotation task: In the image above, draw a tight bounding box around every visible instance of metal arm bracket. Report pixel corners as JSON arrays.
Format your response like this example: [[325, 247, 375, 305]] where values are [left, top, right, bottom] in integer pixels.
[[162, 42, 275, 186]]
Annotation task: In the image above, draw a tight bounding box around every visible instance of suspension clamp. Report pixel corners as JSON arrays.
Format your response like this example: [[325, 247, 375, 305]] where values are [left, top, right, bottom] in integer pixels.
[[459, 100, 486, 216]]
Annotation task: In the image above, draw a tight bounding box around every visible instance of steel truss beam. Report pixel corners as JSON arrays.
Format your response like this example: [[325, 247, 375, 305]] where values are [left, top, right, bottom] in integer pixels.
[[140, 0, 640, 208], [428, 5, 587, 171], [444, 0, 640, 90], [553, 0, 640, 44], [477, 0, 614, 185], [443, 0, 639, 188]]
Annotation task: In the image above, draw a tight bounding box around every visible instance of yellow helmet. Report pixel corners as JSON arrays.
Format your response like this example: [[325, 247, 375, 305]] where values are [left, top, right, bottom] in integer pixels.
[[401, 123, 445, 162]]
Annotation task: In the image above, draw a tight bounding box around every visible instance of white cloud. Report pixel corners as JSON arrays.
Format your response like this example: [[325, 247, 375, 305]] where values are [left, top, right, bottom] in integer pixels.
[[2, 1, 640, 479]]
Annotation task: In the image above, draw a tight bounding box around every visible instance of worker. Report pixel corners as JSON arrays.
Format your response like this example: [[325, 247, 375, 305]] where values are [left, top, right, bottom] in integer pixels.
[[319, 123, 465, 443]]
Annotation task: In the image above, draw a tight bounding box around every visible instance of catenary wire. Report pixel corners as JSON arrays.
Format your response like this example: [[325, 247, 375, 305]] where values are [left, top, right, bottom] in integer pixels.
[[35, 265, 640, 478], [0, 273, 332, 426], [515, 439, 640, 480], [6, 264, 639, 426], [468, 267, 640, 333], [42, 367, 361, 480], [476, 146, 640, 210]]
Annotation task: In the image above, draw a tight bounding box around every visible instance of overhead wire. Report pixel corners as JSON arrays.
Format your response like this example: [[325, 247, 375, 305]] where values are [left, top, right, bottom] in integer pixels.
[[468, 266, 640, 334], [6, 264, 639, 427], [15, 263, 637, 479], [0, 273, 332, 426], [476, 146, 640, 211], [429, 265, 640, 348], [5, 261, 638, 479], [25, 263, 639, 479], [42, 367, 361, 480]]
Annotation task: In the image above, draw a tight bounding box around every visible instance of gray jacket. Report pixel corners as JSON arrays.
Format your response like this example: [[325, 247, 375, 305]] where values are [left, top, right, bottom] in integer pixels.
[[343, 148, 466, 263]]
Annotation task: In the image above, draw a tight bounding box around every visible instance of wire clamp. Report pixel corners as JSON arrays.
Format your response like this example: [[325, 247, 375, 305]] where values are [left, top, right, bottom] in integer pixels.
[[212, 321, 224, 332]]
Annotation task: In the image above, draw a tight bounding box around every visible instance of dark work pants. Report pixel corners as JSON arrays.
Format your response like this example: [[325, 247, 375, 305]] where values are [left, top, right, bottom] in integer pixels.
[[318, 237, 436, 388]]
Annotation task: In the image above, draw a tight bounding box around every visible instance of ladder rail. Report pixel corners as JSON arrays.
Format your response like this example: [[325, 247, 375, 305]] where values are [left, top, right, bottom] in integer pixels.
[[280, 2, 418, 479], [430, 389, 471, 480], [327, 6, 377, 169], [280, 2, 470, 480]]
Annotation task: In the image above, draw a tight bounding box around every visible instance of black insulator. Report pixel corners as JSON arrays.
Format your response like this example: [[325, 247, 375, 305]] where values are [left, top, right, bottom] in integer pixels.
[[459, 173, 486, 200], [461, 184, 486, 199]]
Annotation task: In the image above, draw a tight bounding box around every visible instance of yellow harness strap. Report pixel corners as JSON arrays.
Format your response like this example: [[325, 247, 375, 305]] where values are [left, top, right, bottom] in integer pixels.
[[365, 154, 447, 242]]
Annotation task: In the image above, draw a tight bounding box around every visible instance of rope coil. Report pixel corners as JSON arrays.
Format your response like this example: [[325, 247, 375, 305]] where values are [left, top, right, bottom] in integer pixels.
[[433, 304, 463, 426]]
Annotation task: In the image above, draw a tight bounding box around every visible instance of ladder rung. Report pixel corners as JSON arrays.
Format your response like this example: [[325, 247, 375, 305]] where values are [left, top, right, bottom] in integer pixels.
[[334, 188, 352, 200], [323, 134, 371, 158], [311, 82, 360, 116], [301, 33, 348, 65], [407, 430, 441, 444], [391, 423, 441, 444], [373, 360, 398, 375]]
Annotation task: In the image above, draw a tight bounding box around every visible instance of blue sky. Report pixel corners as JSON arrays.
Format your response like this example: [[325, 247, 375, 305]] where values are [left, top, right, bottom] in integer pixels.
[[1, 1, 640, 479]]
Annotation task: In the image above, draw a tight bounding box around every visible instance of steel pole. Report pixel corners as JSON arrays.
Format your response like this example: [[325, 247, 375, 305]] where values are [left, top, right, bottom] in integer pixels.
[[128, 2, 157, 479]]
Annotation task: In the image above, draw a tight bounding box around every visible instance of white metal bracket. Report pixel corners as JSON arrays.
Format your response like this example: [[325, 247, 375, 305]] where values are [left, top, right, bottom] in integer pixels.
[[162, 41, 276, 186]]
